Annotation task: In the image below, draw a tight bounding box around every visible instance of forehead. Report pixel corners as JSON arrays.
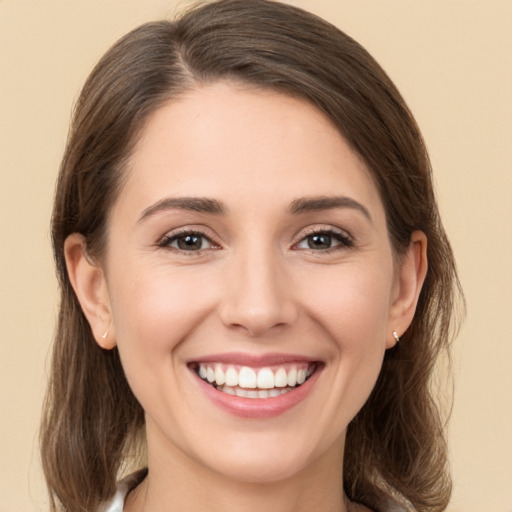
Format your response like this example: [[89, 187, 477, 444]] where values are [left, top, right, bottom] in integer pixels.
[[117, 82, 384, 221]]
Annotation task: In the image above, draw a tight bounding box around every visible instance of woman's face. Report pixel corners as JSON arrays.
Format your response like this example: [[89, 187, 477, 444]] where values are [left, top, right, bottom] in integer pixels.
[[95, 82, 415, 482]]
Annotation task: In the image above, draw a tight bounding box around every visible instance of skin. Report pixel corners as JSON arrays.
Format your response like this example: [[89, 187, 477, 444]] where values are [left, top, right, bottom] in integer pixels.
[[65, 82, 427, 512]]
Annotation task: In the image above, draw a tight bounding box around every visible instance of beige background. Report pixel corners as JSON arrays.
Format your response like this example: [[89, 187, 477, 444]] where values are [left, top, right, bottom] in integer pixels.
[[1, 1, 511, 511]]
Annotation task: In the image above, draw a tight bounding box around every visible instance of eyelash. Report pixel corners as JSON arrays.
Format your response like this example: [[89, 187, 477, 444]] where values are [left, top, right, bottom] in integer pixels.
[[157, 227, 353, 254], [157, 228, 218, 254], [293, 227, 353, 252]]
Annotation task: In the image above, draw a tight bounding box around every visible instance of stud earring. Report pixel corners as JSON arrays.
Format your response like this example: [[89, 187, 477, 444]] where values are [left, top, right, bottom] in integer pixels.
[[392, 331, 400, 343], [102, 330, 109, 339]]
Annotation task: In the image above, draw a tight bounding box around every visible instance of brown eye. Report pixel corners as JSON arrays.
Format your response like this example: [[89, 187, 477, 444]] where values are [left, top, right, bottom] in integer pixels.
[[176, 234, 204, 251], [295, 230, 353, 251], [307, 233, 333, 250], [159, 231, 216, 252]]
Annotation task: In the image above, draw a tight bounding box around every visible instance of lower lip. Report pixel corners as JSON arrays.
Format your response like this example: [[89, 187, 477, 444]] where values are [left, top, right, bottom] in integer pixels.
[[193, 367, 321, 419]]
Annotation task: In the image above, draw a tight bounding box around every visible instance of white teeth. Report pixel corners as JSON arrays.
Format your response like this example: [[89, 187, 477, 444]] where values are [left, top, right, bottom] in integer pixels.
[[257, 368, 274, 389], [287, 367, 297, 387], [217, 385, 295, 399], [274, 367, 288, 387], [239, 366, 257, 388], [214, 366, 225, 385], [234, 387, 246, 397], [206, 367, 216, 383], [196, 362, 315, 392], [225, 366, 238, 386]]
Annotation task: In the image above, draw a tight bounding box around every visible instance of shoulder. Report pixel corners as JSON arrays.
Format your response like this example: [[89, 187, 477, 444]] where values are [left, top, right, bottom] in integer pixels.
[[97, 469, 148, 512]]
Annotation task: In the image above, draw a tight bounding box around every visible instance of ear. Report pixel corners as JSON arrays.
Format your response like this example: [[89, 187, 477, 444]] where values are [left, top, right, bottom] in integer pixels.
[[386, 230, 428, 348], [64, 233, 116, 349]]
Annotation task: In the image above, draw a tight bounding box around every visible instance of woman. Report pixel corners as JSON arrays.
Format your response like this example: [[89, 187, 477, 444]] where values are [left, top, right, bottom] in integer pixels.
[[40, 1, 462, 511]]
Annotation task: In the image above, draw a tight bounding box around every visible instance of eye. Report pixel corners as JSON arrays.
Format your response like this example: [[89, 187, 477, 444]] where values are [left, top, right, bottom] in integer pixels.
[[294, 229, 353, 251], [158, 230, 217, 252]]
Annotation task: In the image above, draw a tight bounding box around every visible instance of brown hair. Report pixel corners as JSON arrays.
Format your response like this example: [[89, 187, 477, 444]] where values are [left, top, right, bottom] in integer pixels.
[[41, 1, 462, 510]]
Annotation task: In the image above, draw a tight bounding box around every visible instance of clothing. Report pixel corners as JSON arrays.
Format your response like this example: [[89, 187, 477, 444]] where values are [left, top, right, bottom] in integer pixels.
[[98, 469, 147, 512]]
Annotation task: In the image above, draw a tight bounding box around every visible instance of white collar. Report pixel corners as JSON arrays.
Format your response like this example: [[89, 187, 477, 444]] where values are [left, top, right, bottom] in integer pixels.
[[98, 469, 148, 512]]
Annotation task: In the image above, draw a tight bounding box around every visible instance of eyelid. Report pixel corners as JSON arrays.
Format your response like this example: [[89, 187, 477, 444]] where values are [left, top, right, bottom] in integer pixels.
[[157, 226, 221, 251], [292, 225, 354, 251], [156, 224, 353, 253]]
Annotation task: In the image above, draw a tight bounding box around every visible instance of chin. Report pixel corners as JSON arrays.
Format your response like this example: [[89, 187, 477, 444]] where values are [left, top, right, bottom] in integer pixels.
[[204, 448, 315, 484], [184, 426, 342, 485]]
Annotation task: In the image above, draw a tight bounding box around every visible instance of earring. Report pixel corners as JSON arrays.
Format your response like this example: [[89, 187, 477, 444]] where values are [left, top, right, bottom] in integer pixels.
[[102, 330, 109, 339], [392, 331, 400, 343]]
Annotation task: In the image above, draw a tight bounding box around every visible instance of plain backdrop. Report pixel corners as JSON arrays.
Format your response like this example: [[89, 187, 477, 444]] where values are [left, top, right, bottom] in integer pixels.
[[1, 1, 511, 511]]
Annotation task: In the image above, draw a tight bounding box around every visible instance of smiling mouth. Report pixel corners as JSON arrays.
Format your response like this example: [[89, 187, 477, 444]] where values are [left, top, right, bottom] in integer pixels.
[[190, 362, 318, 399]]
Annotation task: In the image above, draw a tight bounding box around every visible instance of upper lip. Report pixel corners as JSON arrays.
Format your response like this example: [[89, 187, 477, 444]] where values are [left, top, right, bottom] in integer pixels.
[[187, 352, 320, 367]]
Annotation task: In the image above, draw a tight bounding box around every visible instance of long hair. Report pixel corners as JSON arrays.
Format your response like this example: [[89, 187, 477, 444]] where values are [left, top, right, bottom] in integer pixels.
[[41, 1, 463, 510]]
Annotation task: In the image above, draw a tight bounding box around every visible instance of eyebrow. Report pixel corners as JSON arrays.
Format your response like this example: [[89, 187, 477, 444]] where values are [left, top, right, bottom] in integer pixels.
[[138, 197, 227, 222], [288, 195, 372, 222], [138, 194, 372, 223]]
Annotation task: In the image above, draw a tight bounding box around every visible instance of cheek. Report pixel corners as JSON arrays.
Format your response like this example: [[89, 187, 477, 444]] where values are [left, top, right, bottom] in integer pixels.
[[107, 262, 215, 378], [302, 263, 393, 348], [105, 263, 222, 433], [301, 263, 393, 403]]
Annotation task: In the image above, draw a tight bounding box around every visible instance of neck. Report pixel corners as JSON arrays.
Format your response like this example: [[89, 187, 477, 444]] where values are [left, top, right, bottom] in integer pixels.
[[126, 423, 349, 512]]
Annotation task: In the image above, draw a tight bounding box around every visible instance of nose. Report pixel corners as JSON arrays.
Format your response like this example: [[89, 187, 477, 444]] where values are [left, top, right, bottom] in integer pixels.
[[218, 247, 299, 338]]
